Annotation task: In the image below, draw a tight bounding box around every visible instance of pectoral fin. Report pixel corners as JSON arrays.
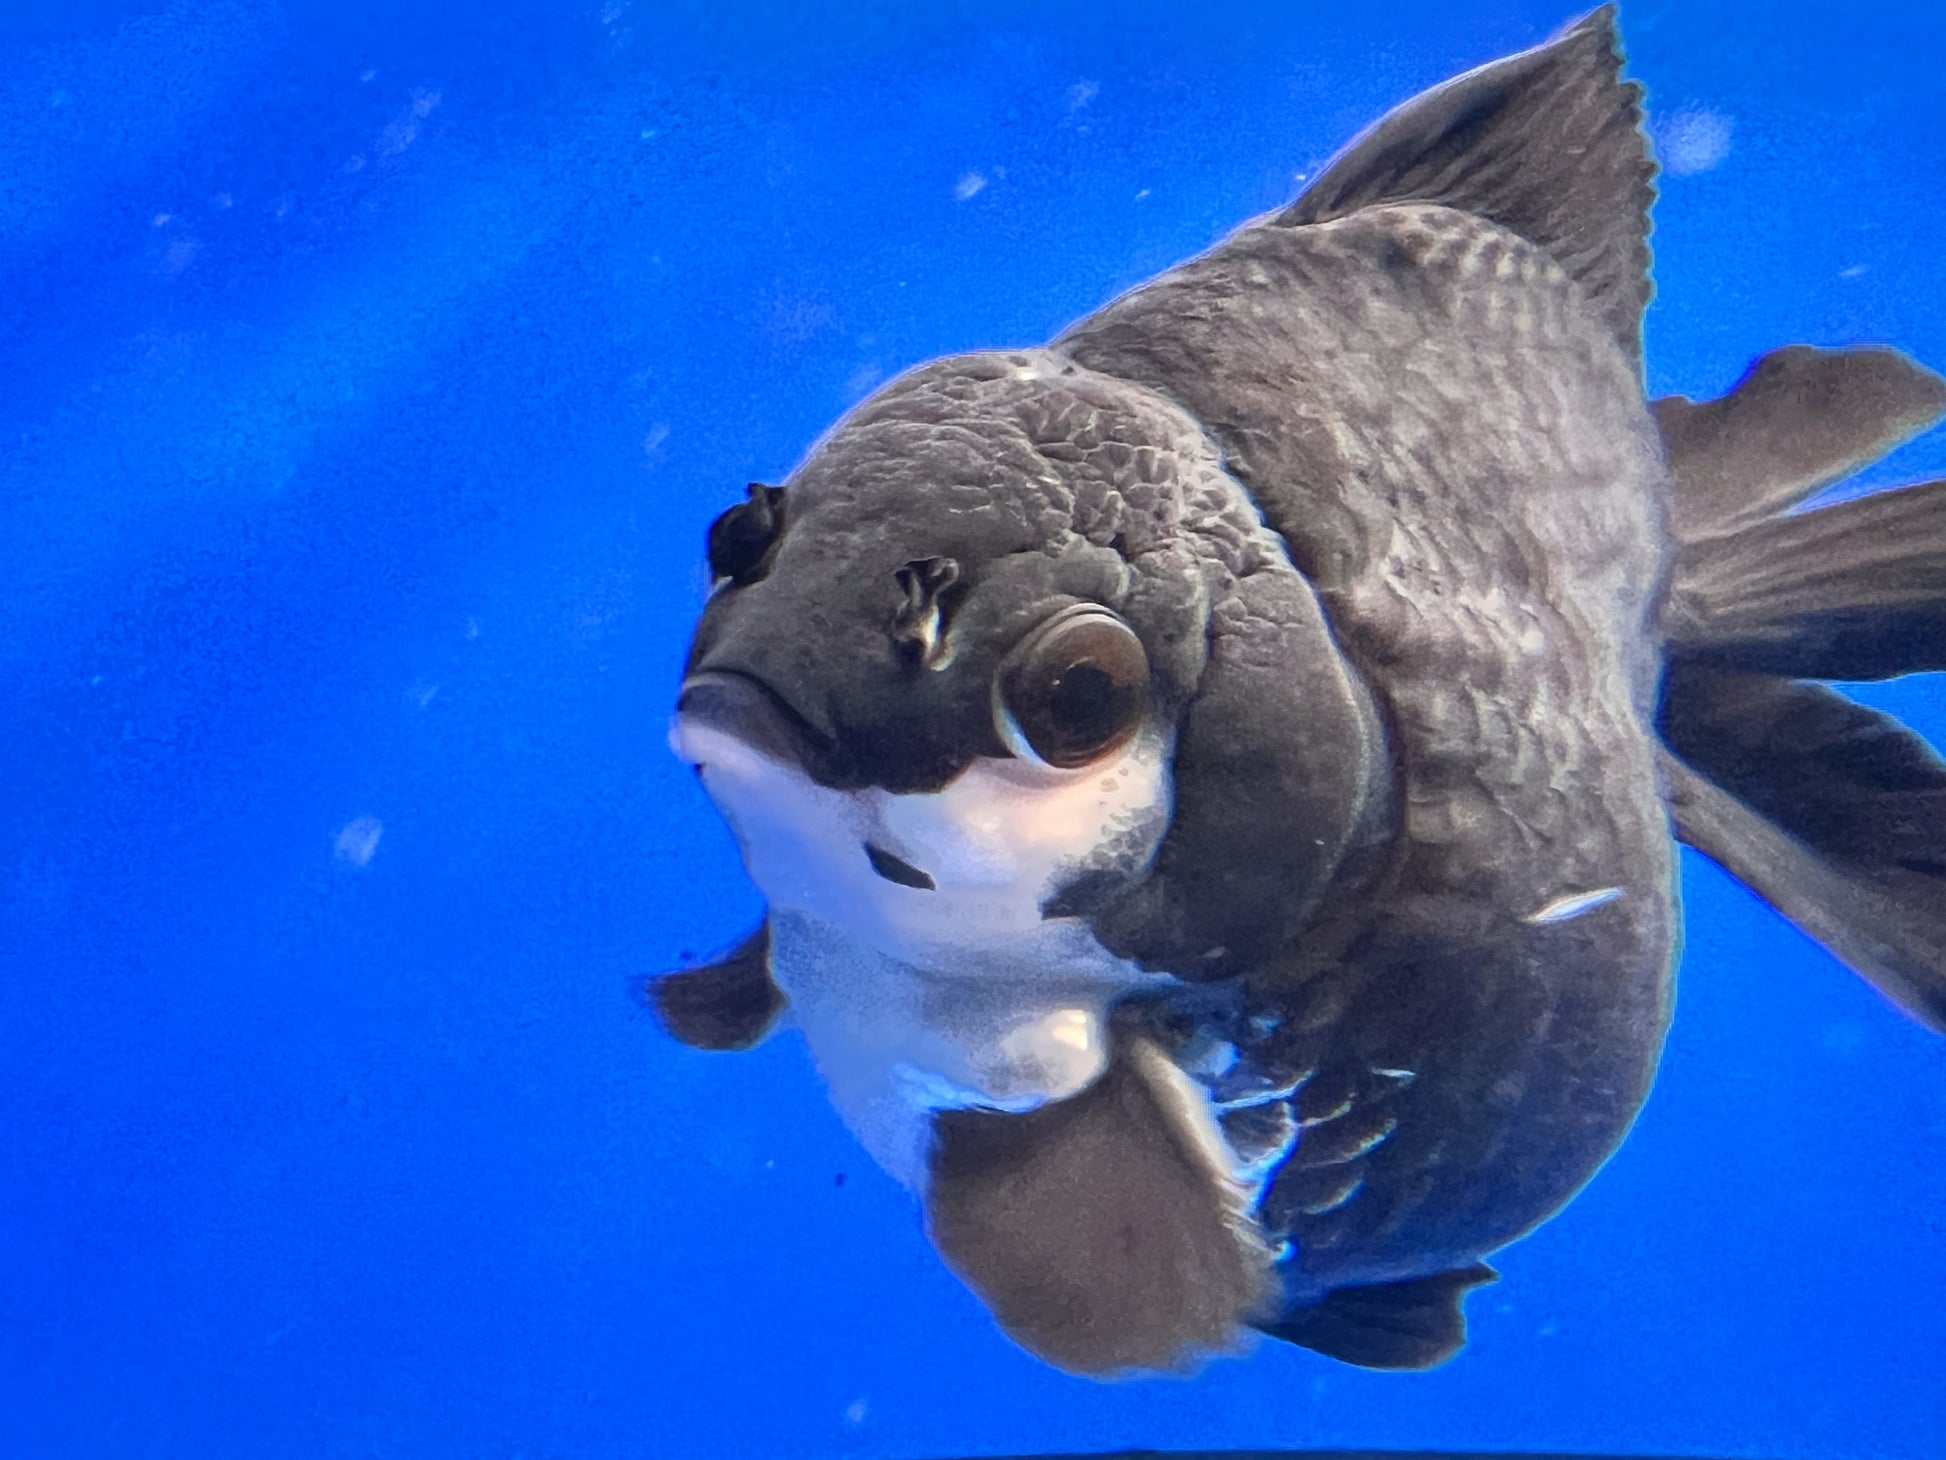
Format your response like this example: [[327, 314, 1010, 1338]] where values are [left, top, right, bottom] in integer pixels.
[[924, 1034, 1273, 1376], [646, 925, 783, 1051]]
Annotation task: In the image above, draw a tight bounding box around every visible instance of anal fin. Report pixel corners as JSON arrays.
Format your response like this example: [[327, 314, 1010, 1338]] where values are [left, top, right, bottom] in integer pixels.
[[1258, 1264, 1498, 1370]]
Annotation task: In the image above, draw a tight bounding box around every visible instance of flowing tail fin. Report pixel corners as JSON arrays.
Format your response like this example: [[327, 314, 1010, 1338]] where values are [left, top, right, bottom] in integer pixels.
[[1655, 345, 1946, 1033]]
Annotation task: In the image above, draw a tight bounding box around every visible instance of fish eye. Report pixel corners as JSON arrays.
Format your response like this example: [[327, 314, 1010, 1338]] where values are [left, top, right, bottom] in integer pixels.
[[707, 483, 788, 586], [994, 605, 1150, 769]]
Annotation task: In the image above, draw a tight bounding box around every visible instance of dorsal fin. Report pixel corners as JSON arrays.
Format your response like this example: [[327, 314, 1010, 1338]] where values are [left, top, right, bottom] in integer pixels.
[[1278, 5, 1655, 362]]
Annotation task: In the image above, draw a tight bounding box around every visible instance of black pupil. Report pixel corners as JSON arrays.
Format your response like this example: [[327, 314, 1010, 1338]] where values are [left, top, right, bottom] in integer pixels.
[[1049, 663, 1119, 740]]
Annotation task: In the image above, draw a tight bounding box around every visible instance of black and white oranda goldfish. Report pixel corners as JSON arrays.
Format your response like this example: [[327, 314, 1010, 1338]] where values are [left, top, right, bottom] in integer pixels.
[[651, 5, 1946, 1377]]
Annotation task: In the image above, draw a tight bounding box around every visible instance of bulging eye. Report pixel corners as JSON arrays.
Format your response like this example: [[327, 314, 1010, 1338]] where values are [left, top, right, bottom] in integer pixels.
[[994, 605, 1151, 769], [707, 483, 787, 586]]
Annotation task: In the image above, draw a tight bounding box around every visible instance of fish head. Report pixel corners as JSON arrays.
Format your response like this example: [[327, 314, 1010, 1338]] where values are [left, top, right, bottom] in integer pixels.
[[670, 347, 1384, 1146], [676, 351, 1220, 971]]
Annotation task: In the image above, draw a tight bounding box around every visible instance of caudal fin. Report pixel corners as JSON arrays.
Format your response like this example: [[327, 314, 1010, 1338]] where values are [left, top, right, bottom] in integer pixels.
[[1655, 345, 1946, 1032]]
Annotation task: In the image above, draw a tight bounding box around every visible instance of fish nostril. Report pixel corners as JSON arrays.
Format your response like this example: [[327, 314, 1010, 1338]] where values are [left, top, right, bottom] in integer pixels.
[[864, 842, 936, 891]]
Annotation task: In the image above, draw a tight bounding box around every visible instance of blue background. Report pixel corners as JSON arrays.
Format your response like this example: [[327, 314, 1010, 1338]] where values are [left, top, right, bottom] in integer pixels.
[[4, 1, 1944, 1456]]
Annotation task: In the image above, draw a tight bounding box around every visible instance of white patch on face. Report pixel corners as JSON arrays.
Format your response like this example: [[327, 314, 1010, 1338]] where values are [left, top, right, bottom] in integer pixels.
[[669, 715, 1176, 1189], [669, 717, 1172, 978]]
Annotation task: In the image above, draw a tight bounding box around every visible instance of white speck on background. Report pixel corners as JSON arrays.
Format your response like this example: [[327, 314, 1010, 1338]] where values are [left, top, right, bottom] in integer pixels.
[[843, 1398, 868, 1427], [1656, 108, 1733, 176], [1066, 80, 1098, 113], [152, 213, 172, 227], [954, 172, 987, 201], [334, 816, 384, 868], [379, 92, 440, 156], [1840, 264, 1868, 279], [642, 422, 670, 456]]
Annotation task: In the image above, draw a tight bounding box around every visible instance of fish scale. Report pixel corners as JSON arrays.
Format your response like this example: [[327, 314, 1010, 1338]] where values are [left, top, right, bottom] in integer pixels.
[[1135, 985, 1421, 1250]]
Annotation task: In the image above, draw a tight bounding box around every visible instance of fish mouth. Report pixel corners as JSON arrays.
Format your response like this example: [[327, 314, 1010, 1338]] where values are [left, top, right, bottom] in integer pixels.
[[676, 669, 941, 899], [674, 669, 832, 774]]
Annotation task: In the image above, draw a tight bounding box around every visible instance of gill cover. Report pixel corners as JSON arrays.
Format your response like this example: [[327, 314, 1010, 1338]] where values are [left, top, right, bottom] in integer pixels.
[[1085, 559, 1387, 980]]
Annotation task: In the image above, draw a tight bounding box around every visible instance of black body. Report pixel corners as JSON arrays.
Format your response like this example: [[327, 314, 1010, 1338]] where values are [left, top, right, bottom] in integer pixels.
[[654, 6, 1946, 1374]]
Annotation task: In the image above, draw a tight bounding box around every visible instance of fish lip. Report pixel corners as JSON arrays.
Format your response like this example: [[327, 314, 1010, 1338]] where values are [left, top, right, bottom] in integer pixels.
[[674, 669, 834, 775]]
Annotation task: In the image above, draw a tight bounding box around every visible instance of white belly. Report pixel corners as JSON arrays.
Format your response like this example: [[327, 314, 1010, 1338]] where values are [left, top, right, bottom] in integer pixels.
[[769, 909, 1162, 1189], [670, 717, 1178, 1190]]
